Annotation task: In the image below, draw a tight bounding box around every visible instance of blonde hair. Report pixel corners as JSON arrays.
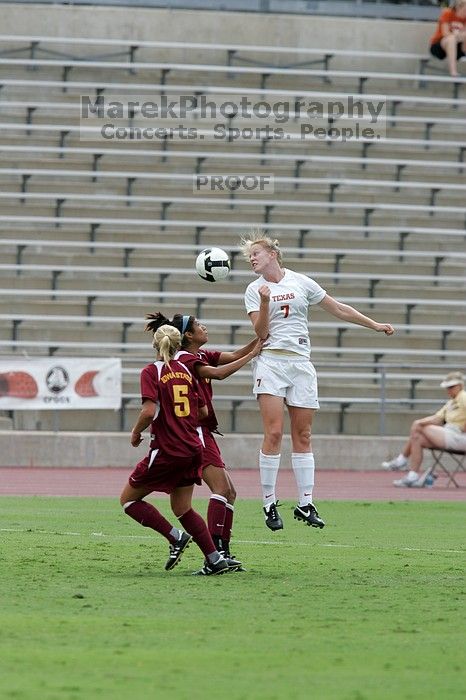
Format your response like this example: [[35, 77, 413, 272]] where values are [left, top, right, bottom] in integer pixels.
[[240, 229, 283, 266], [453, 0, 466, 9], [153, 324, 181, 367]]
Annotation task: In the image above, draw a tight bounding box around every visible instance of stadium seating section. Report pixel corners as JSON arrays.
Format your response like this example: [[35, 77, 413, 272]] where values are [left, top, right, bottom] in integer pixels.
[[0, 35, 465, 434]]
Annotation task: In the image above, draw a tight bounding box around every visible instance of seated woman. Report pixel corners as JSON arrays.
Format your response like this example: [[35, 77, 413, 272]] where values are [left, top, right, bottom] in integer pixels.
[[430, 0, 466, 78], [382, 372, 466, 488]]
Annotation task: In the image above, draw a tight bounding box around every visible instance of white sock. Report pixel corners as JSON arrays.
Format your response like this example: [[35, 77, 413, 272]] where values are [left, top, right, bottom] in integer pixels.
[[170, 527, 182, 541], [260, 450, 280, 507], [292, 452, 315, 507], [394, 453, 408, 467]]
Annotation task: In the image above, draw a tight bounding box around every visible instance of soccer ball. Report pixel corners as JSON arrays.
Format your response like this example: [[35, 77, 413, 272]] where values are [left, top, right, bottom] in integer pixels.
[[195, 247, 231, 283]]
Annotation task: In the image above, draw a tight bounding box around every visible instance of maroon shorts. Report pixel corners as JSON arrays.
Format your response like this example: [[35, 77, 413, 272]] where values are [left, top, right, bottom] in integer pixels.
[[200, 428, 225, 470], [129, 447, 203, 494]]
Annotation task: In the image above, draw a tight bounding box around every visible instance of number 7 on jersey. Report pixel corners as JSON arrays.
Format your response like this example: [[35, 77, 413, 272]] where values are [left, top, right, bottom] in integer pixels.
[[281, 304, 290, 318]]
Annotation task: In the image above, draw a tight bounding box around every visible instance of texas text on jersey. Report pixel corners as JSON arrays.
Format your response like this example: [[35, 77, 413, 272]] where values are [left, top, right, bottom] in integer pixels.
[[244, 268, 326, 356]]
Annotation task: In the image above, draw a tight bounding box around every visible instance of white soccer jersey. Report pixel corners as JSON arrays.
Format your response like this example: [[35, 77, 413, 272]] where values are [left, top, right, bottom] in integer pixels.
[[244, 268, 326, 356]]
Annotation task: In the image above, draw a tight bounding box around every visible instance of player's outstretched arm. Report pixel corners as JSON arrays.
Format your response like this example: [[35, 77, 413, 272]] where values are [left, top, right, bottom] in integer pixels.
[[196, 339, 263, 381], [218, 337, 259, 364], [318, 294, 395, 335]]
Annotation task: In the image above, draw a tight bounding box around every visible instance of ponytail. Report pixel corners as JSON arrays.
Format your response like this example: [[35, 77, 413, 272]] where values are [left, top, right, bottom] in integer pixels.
[[153, 324, 182, 367], [144, 311, 170, 334]]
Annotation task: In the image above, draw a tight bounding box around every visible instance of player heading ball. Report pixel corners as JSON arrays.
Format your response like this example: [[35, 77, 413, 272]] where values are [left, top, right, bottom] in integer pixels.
[[241, 230, 394, 532]]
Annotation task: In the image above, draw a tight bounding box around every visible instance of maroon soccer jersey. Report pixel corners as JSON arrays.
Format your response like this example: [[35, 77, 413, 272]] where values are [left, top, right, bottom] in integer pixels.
[[176, 349, 221, 432], [140, 360, 204, 458]]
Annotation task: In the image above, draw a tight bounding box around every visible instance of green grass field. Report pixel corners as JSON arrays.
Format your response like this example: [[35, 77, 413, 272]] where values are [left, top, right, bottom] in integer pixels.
[[1, 497, 465, 700]]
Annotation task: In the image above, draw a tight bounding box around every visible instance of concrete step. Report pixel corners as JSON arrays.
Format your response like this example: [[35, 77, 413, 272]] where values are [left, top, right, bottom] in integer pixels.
[[3, 227, 464, 254]]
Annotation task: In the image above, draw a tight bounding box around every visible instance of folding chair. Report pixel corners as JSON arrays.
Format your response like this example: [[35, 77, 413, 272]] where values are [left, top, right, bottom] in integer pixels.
[[427, 448, 466, 488]]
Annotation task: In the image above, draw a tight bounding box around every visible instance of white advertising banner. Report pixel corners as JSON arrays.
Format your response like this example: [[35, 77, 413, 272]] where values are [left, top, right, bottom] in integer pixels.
[[0, 358, 121, 410]]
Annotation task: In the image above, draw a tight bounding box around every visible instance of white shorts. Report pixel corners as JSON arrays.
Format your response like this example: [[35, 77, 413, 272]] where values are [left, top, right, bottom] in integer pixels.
[[251, 353, 319, 409], [443, 424, 466, 452]]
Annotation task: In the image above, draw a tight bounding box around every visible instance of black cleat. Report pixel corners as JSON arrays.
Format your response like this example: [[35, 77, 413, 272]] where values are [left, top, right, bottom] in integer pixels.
[[221, 544, 246, 572], [223, 554, 246, 572], [294, 503, 325, 529], [263, 501, 283, 531], [191, 556, 230, 576], [165, 531, 192, 571]]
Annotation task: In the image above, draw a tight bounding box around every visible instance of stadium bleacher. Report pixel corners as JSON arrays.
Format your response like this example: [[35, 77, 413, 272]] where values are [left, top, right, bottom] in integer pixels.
[[0, 31, 465, 434]]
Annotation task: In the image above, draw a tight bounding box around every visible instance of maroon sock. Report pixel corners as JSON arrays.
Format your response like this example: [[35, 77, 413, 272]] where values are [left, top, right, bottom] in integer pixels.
[[207, 494, 227, 537], [179, 508, 216, 559], [124, 500, 176, 543], [223, 503, 234, 546]]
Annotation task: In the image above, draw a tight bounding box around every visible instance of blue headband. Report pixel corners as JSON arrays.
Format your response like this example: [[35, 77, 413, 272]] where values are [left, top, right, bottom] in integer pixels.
[[181, 315, 190, 334]]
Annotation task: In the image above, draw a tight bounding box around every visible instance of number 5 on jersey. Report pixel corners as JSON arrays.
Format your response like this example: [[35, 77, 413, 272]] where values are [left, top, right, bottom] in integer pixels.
[[173, 384, 190, 417]]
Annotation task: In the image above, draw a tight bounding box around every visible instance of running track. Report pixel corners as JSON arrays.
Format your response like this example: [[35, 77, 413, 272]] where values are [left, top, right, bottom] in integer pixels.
[[0, 468, 464, 500]]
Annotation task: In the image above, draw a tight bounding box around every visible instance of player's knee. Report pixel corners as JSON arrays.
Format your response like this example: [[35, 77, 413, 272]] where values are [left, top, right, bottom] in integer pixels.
[[173, 505, 189, 519], [216, 485, 231, 499], [228, 484, 237, 503], [266, 427, 283, 449], [219, 483, 235, 502], [203, 465, 231, 499], [294, 428, 311, 448]]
